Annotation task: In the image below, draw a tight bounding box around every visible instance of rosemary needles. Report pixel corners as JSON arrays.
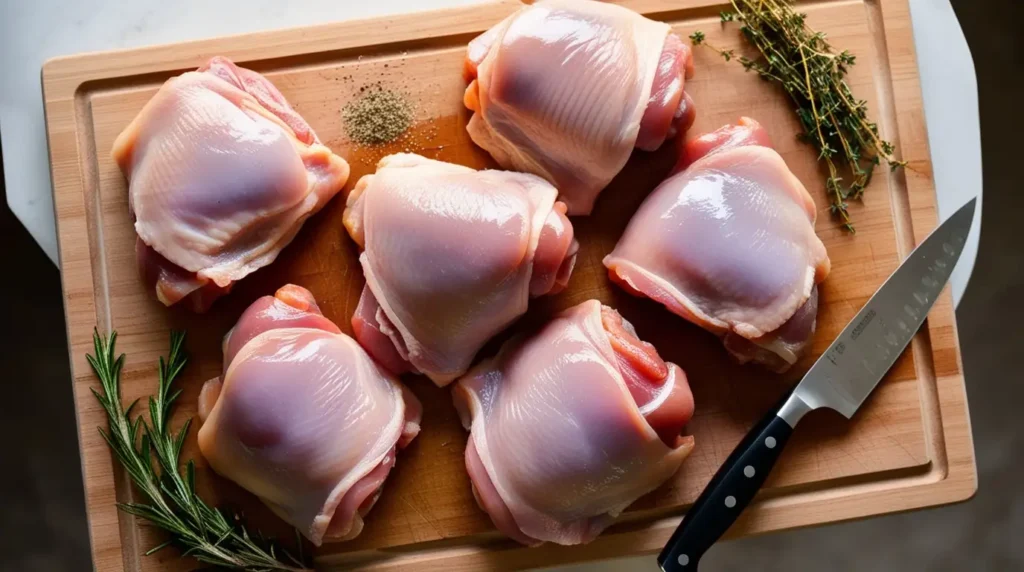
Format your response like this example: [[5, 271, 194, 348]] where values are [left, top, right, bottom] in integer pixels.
[[88, 329, 310, 572], [691, 0, 906, 232]]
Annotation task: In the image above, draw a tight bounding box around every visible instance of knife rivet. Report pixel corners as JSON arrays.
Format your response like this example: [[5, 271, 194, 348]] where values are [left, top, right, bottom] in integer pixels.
[[725, 495, 737, 508], [677, 554, 690, 566], [765, 436, 777, 449], [744, 465, 756, 478]]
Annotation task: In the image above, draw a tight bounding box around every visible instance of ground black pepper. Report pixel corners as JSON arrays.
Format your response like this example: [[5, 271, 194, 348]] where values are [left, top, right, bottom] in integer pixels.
[[342, 84, 413, 145]]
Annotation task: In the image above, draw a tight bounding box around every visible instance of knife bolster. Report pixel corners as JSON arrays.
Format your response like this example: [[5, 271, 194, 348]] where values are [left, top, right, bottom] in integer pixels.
[[778, 390, 816, 427]]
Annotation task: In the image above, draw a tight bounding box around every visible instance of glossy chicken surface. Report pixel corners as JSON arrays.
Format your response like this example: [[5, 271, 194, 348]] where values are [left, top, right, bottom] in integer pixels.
[[453, 300, 694, 545], [197, 285, 421, 545], [113, 57, 350, 311], [343, 153, 578, 386], [604, 118, 831, 371], [464, 0, 695, 215]]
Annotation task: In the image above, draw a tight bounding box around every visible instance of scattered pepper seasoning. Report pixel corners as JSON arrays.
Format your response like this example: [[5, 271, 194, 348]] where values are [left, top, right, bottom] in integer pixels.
[[342, 84, 414, 145]]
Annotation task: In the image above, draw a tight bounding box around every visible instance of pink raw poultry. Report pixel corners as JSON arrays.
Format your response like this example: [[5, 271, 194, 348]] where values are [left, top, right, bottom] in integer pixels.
[[113, 57, 349, 311], [464, 0, 696, 215], [343, 153, 578, 386], [453, 300, 694, 546], [197, 285, 421, 545], [604, 118, 831, 371]]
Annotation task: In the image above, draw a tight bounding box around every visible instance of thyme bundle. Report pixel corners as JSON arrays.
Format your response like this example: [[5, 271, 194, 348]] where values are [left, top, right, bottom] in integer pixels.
[[692, 0, 906, 232]]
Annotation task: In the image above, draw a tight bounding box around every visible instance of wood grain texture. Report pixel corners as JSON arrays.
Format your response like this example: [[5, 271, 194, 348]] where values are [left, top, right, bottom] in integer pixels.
[[41, 0, 977, 570]]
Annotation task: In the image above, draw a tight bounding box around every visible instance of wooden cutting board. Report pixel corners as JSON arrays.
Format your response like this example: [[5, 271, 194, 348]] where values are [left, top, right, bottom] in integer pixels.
[[42, 0, 977, 570]]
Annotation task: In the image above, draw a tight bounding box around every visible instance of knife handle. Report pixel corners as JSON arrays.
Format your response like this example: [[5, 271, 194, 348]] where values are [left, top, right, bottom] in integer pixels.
[[658, 404, 795, 571]]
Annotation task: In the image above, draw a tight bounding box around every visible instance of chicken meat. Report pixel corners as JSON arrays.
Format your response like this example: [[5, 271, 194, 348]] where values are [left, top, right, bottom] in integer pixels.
[[604, 118, 831, 371], [343, 153, 578, 386], [113, 57, 350, 312], [197, 284, 421, 545], [453, 300, 695, 545], [464, 0, 696, 215]]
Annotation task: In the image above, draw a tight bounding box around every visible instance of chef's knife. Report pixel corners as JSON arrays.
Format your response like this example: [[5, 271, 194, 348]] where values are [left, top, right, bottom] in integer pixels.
[[658, 197, 977, 571]]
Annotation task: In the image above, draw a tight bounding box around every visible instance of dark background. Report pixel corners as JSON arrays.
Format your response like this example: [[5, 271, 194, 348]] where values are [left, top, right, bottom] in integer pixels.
[[0, 0, 1021, 569]]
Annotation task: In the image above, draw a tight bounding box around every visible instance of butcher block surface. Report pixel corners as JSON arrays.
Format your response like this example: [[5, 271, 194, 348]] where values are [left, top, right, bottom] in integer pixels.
[[42, 0, 977, 570]]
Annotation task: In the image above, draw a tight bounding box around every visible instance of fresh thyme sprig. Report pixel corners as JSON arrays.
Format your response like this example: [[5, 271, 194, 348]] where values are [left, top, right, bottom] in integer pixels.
[[690, 0, 906, 232], [88, 329, 311, 572]]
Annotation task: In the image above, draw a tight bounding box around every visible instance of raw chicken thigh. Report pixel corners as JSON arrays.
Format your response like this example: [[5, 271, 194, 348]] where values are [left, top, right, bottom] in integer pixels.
[[453, 300, 695, 545], [113, 57, 350, 311], [604, 118, 831, 371], [343, 153, 578, 386], [464, 0, 696, 215], [197, 285, 421, 545]]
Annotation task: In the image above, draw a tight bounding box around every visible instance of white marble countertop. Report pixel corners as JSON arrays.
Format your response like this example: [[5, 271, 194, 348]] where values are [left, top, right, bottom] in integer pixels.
[[0, 0, 981, 304]]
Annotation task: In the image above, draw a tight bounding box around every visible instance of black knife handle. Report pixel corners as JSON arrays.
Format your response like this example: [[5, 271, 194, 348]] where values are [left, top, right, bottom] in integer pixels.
[[658, 406, 795, 571]]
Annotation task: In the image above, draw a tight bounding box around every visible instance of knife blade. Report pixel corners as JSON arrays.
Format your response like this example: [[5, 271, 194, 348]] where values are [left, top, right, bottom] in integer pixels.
[[658, 197, 977, 571]]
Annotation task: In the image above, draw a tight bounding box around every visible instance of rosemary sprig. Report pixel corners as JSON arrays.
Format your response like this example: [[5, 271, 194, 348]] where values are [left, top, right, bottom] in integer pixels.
[[691, 0, 906, 232], [87, 329, 311, 572]]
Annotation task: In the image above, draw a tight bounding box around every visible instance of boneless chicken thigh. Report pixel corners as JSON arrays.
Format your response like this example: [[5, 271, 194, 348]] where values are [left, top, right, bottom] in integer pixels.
[[604, 118, 831, 371], [453, 300, 695, 545], [343, 153, 578, 386], [197, 285, 421, 545], [113, 57, 350, 311], [464, 0, 696, 215]]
